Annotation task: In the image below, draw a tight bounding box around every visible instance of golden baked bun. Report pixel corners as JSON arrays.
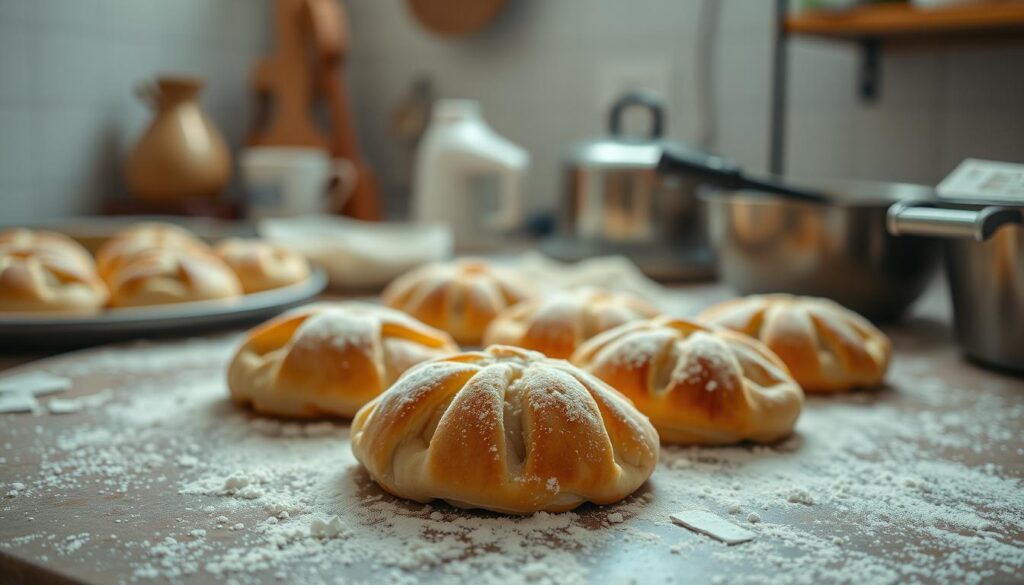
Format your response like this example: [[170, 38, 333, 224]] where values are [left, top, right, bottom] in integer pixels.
[[228, 302, 459, 418], [106, 247, 242, 308], [0, 228, 95, 268], [572, 316, 803, 445], [381, 259, 535, 345], [483, 287, 661, 359], [351, 345, 659, 514], [0, 247, 108, 313], [96, 222, 210, 282], [214, 238, 310, 293], [697, 294, 891, 393]]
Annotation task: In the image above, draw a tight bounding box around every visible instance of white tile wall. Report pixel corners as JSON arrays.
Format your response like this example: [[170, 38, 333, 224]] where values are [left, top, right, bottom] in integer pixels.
[[0, 0, 1021, 223], [346, 0, 1024, 216], [0, 0, 270, 223]]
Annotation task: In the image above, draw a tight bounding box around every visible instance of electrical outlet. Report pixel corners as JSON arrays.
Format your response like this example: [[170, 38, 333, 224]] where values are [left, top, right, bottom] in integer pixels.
[[597, 57, 672, 115]]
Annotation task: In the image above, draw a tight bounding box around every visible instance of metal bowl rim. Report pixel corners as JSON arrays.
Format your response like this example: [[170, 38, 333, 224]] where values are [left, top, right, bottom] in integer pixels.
[[699, 178, 936, 209]]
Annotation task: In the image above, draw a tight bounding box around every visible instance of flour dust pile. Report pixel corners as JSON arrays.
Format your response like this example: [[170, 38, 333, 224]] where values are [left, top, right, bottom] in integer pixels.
[[1, 336, 1022, 584]]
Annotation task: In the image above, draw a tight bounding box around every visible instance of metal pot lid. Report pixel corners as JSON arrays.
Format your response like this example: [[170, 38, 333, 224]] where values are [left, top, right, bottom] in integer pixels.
[[566, 90, 700, 170], [936, 159, 1024, 209], [889, 161, 1024, 242], [568, 139, 662, 169]]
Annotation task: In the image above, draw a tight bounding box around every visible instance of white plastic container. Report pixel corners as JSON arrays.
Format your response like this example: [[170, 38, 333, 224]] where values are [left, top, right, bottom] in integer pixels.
[[411, 100, 530, 249]]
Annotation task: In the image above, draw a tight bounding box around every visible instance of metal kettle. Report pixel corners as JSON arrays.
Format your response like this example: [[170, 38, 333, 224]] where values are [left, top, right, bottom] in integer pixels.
[[543, 91, 714, 281]]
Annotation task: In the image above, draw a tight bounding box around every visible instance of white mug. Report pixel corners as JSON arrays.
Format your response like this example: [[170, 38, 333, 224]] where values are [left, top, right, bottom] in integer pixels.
[[240, 147, 356, 219]]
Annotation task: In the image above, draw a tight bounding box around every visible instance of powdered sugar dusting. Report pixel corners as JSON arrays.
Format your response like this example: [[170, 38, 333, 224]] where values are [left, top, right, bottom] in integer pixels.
[[293, 309, 378, 352], [595, 327, 672, 369], [673, 332, 738, 390]]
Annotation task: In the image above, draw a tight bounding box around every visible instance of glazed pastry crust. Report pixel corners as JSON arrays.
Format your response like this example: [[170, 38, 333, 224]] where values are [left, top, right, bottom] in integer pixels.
[[0, 228, 95, 269], [572, 316, 803, 445], [483, 287, 660, 359], [214, 238, 310, 293], [0, 229, 107, 313], [106, 247, 242, 308], [228, 303, 459, 418], [96, 222, 211, 282], [382, 259, 536, 345], [351, 345, 659, 514], [697, 294, 891, 393], [0, 247, 108, 314]]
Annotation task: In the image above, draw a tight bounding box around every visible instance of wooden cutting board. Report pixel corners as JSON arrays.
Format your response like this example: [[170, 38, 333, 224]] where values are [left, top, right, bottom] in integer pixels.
[[0, 286, 1022, 584]]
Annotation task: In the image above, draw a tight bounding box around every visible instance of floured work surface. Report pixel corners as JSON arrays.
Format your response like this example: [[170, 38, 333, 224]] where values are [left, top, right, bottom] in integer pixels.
[[1, 300, 1023, 584]]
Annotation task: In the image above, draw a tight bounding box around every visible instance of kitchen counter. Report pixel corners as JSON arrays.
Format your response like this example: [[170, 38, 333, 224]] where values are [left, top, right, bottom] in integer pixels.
[[0, 283, 1022, 585]]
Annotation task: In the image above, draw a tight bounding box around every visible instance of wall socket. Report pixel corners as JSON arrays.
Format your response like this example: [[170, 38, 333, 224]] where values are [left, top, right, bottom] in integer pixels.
[[597, 57, 673, 115]]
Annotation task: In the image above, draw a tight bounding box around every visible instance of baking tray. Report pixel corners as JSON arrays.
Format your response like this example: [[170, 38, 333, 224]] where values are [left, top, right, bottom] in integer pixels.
[[0, 268, 327, 350]]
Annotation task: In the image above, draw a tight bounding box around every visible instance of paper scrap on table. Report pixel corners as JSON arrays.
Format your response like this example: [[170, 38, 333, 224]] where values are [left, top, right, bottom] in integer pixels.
[[0, 372, 71, 396], [670, 510, 756, 545], [0, 393, 39, 414]]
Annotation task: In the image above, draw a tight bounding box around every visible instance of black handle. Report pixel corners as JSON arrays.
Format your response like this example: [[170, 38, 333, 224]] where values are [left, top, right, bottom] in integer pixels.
[[609, 90, 664, 140], [656, 145, 744, 188], [657, 144, 828, 203]]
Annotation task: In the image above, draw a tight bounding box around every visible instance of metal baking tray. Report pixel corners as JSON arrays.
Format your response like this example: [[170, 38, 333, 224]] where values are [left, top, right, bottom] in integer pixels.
[[0, 268, 327, 350]]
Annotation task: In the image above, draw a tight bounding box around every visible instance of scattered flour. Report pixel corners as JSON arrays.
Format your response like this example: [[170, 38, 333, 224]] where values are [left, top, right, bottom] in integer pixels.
[[786, 488, 815, 506], [0, 392, 38, 414], [0, 335, 1021, 584], [0, 371, 71, 396], [309, 515, 346, 539], [46, 398, 83, 415]]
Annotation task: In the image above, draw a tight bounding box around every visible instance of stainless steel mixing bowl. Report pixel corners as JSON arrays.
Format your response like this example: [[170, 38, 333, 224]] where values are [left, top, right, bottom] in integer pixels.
[[702, 180, 943, 321]]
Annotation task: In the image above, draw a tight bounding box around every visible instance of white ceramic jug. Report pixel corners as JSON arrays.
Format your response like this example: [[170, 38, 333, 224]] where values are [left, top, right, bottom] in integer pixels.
[[412, 100, 529, 249]]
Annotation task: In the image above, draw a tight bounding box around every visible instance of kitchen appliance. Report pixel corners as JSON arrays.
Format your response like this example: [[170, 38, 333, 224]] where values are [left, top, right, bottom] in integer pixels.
[[125, 76, 231, 203], [543, 91, 715, 282], [657, 146, 942, 320], [250, 0, 380, 220], [888, 159, 1024, 373], [412, 99, 529, 251]]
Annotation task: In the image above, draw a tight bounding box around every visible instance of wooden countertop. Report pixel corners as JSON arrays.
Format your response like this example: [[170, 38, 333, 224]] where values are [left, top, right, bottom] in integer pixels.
[[1, 284, 1022, 584]]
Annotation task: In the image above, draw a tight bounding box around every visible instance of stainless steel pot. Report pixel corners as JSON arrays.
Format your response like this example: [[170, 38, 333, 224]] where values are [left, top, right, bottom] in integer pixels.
[[701, 181, 942, 321], [655, 147, 943, 321], [888, 202, 1024, 373], [544, 91, 714, 281]]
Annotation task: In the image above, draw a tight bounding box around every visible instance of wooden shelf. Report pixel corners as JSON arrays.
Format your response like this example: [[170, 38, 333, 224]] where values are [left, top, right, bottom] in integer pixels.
[[786, 2, 1024, 40], [770, 2, 1024, 167]]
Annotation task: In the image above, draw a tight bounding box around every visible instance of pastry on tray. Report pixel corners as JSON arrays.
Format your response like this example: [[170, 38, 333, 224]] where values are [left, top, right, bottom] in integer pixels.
[[381, 259, 535, 345], [228, 302, 459, 418], [96, 222, 211, 282], [697, 294, 891, 393], [0, 230, 108, 314], [483, 287, 660, 359], [351, 345, 659, 514], [214, 238, 310, 293], [572, 316, 803, 445], [106, 247, 242, 308], [0, 228, 96, 268]]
